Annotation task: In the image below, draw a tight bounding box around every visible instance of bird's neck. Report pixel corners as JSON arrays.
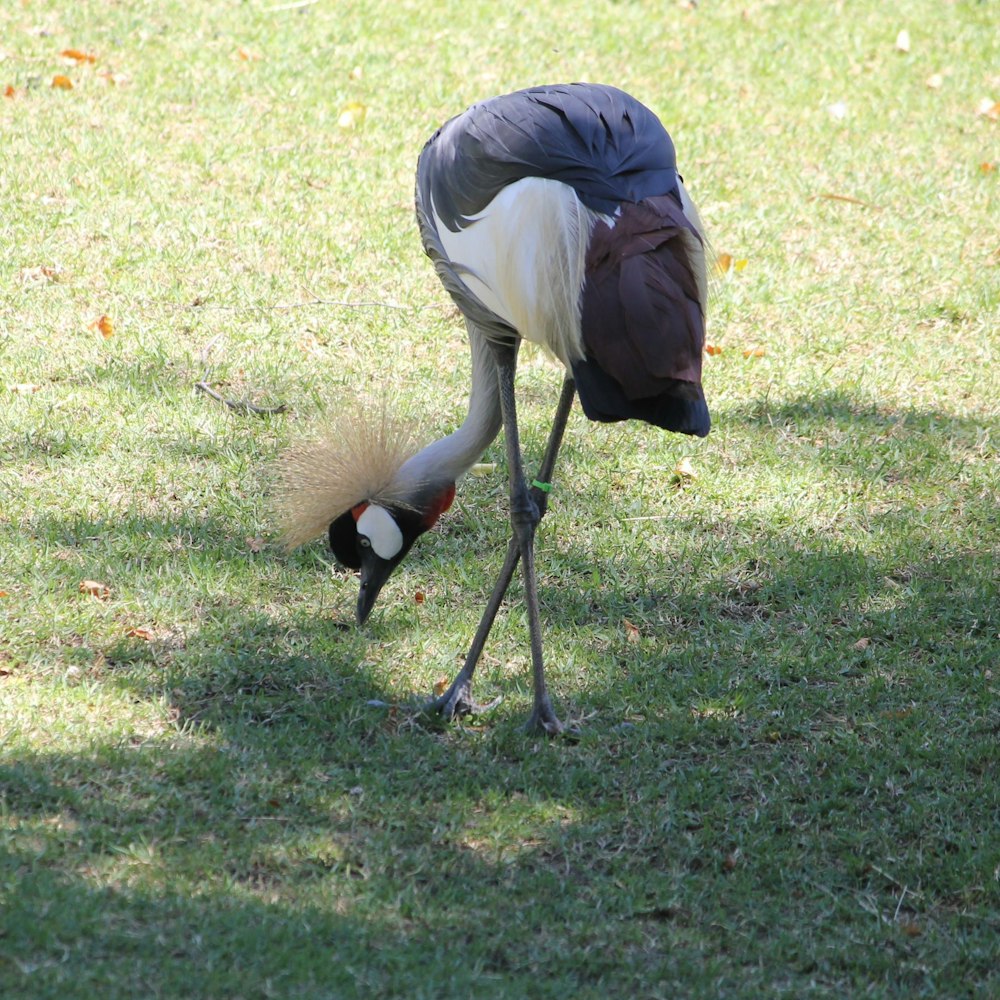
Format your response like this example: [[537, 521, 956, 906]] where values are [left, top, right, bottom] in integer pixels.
[[396, 328, 503, 494]]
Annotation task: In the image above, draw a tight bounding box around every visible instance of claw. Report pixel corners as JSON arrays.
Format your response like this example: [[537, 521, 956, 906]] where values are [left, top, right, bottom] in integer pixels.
[[524, 698, 579, 739], [425, 678, 502, 721]]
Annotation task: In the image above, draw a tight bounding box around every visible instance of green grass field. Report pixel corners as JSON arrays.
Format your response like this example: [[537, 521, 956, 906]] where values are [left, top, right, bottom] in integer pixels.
[[2, 1, 998, 996]]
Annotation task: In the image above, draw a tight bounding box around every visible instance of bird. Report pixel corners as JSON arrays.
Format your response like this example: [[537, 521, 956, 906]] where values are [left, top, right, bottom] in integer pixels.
[[278, 83, 710, 735]]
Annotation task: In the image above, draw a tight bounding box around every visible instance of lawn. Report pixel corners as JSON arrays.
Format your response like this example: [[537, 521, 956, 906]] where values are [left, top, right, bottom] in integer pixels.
[[1, 0, 998, 997]]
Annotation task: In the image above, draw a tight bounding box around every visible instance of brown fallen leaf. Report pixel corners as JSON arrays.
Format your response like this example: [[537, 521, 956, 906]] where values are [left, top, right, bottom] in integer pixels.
[[881, 708, 912, 721], [89, 314, 114, 338], [705, 344, 723, 356], [622, 618, 641, 643], [853, 637, 872, 651], [126, 626, 154, 641], [237, 46, 261, 61], [414, 590, 426, 604], [61, 49, 97, 64], [981, 162, 997, 173], [433, 676, 449, 697], [743, 347, 766, 358], [51, 74, 74, 90], [714, 252, 748, 275], [0, 590, 9, 598], [79, 579, 111, 599], [4, 84, 16, 98], [245, 536, 265, 553]]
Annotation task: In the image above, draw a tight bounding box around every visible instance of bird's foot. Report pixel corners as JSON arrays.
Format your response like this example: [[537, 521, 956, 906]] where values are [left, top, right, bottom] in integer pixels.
[[424, 677, 501, 723], [524, 697, 579, 740]]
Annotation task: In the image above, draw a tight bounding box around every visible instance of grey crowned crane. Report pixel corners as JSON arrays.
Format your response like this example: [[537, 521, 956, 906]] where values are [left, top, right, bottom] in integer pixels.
[[279, 83, 709, 735]]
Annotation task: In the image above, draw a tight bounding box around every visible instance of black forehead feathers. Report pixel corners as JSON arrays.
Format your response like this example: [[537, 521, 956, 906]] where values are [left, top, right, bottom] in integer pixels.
[[329, 510, 362, 570]]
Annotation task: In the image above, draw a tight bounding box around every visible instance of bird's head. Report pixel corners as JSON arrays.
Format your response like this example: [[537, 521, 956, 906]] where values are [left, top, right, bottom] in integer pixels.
[[327, 485, 455, 624], [275, 401, 454, 624]]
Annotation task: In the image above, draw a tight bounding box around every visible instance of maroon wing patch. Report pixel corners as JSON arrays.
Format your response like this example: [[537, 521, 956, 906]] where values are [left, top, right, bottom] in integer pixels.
[[581, 196, 705, 401]]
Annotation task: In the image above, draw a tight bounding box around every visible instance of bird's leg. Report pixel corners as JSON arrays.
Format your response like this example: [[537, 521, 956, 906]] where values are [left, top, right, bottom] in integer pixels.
[[494, 344, 567, 735], [427, 377, 576, 723], [530, 376, 576, 517], [427, 537, 519, 720]]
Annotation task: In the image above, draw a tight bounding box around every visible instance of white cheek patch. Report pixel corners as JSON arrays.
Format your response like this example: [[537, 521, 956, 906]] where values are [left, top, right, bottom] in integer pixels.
[[356, 504, 403, 561]]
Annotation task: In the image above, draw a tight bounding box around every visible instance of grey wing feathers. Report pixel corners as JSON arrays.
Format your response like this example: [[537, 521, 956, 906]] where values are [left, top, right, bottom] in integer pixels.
[[417, 83, 680, 230]]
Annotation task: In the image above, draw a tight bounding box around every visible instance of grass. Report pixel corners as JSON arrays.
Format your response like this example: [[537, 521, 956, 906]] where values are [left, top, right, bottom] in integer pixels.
[[1, 0, 998, 996]]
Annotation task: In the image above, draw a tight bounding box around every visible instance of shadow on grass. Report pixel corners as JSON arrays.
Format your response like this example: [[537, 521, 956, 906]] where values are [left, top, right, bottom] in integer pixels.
[[4, 390, 998, 996], [4, 746, 633, 996], [3, 660, 998, 998], [728, 389, 997, 430], [723, 388, 997, 469]]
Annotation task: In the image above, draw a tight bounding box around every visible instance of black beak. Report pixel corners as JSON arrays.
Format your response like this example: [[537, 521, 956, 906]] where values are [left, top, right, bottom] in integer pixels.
[[357, 551, 396, 625]]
